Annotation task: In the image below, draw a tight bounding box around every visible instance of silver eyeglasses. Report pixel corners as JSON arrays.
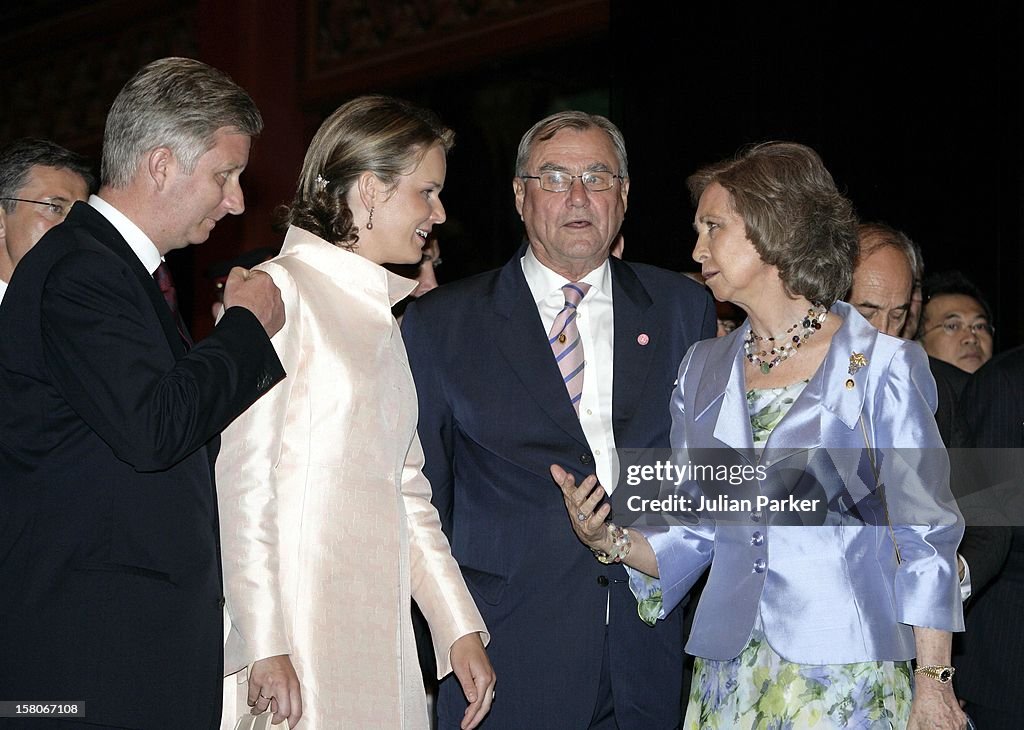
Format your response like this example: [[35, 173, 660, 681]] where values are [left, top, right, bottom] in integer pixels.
[[519, 170, 624, 193], [0, 197, 71, 222], [924, 319, 995, 337]]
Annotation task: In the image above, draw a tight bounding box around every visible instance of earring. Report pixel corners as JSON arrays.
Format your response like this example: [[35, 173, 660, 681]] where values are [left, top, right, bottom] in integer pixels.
[[366, 206, 374, 230]]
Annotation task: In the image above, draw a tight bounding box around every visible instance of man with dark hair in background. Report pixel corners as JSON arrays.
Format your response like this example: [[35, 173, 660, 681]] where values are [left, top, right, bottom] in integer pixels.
[[0, 138, 94, 304], [919, 270, 995, 374]]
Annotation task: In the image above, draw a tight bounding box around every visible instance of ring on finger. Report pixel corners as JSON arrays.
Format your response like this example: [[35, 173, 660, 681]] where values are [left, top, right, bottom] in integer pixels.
[[576, 511, 587, 522]]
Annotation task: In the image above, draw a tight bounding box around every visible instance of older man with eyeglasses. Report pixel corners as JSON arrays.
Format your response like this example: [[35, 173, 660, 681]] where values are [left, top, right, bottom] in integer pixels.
[[919, 270, 995, 374], [0, 138, 94, 305], [402, 110, 716, 729]]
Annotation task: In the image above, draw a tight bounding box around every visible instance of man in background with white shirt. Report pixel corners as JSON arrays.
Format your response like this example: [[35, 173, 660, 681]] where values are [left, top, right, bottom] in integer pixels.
[[403, 111, 715, 729], [0, 137, 93, 305]]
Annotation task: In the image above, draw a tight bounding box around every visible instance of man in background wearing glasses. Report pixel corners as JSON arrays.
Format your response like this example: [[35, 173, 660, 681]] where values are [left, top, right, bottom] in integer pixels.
[[919, 270, 995, 374], [0, 137, 94, 305], [402, 110, 716, 729]]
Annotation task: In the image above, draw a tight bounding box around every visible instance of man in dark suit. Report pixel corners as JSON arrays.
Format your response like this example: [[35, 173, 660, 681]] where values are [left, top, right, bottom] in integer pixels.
[[0, 58, 286, 729], [403, 111, 715, 729], [0, 138, 94, 306], [951, 347, 1021, 729]]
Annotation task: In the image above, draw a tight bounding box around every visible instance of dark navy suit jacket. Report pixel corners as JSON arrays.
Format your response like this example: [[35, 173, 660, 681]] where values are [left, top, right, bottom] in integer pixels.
[[0, 202, 284, 729], [402, 249, 715, 729]]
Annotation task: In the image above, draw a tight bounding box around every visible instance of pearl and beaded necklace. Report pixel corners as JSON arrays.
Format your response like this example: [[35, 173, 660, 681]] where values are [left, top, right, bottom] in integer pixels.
[[744, 304, 828, 374]]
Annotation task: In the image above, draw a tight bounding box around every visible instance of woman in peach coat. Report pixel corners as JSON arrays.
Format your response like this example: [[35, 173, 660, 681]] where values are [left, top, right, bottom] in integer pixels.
[[217, 96, 494, 730]]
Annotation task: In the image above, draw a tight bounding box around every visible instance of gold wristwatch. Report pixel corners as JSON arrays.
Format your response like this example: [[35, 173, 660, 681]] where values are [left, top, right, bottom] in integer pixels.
[[914, 665, 955, 684]]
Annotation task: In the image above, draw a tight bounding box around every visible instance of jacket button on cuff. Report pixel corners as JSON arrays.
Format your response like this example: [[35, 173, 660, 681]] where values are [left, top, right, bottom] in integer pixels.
[[752, 558, 766, 574], [580, 453, 593, 464], [751, 531, 764, 546]]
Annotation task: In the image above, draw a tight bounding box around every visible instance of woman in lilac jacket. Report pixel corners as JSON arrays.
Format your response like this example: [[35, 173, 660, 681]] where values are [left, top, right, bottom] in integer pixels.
[[554, 142, 966, 729]]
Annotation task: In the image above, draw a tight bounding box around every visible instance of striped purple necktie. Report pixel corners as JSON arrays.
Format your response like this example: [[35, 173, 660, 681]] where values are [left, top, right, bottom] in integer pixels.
[[548, 282, 592, 416]]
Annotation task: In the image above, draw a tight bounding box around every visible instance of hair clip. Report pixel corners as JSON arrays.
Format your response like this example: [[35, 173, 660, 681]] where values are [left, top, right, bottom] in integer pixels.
[[315, 174, 329, 192]]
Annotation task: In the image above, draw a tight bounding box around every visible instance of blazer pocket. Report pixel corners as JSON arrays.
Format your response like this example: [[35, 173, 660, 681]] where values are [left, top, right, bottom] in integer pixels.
[[70, 560, 175, 585], [459, 565, 508, 606]]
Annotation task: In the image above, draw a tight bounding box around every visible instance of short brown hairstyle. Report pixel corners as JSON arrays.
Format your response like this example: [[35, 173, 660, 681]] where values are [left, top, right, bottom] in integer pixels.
[[687, 142, 858, 306]]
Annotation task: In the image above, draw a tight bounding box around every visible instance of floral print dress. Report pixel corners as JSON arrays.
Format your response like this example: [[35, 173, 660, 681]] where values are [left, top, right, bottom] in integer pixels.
[[683, 382, 913, 730]]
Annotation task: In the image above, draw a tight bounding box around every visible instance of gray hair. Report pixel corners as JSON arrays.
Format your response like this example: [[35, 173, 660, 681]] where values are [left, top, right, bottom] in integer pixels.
[[101, 57, 263, 188], [857, 222, 920, 282], [0, 138, 95, 213], [514, 110, 628, 178]]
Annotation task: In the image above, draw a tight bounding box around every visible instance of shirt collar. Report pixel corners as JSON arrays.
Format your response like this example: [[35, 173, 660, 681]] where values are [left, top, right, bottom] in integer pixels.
[[278, 226, 417, 306], [88, 194, 163, 275], [521, 245, 611, 305], [0, 277, 7, 305]]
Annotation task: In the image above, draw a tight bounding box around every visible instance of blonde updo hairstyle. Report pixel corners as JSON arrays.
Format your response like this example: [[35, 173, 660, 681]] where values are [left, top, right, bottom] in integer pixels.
[[283, 95, 454, 250]]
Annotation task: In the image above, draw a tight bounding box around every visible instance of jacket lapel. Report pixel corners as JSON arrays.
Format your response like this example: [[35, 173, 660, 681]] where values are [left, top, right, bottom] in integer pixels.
[[759, 301, 878, 466], [610, 257, 658, 443], [72, 202, 186, 357], [693, 326, 756, 460], [689, 301, 883, 477], [492, 249, 589, 447]]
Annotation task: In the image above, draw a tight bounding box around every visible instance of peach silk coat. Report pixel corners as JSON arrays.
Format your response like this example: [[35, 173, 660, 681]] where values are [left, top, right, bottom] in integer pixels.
[[217, 226, 488, 729]]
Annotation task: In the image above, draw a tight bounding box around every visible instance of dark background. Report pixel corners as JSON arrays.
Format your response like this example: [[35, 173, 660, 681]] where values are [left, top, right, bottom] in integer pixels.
[[611, 3, 1023, 352], [2, 1, 1021, 345]]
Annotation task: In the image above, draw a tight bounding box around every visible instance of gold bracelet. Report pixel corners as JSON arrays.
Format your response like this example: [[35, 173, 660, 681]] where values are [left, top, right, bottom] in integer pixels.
[[914, 665, 955, 684], [591, 523, 631, 564]]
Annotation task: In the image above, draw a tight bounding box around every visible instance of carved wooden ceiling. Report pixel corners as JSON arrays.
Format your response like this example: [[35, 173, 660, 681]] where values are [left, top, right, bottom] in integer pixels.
[[0, 0, 198, 150], [0, 0, 607, 147], [301, 0, 609, 101]]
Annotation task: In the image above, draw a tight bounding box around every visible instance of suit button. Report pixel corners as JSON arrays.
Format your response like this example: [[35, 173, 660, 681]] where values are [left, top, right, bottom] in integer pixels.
[[750, 512, 762, 522], [580, 453, 593, 465], [597, 575, 609, 587], [751, 531, 764, 546], [217, 596, 226, 609], [752, 558, 766, 573]]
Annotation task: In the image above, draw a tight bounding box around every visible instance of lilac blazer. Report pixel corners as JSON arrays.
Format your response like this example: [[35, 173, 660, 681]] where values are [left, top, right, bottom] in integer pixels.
[[633, 301, 964, 664]]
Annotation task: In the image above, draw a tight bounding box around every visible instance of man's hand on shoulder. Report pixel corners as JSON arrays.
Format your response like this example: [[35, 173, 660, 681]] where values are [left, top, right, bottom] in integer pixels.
[[223, 267, 285, 337]]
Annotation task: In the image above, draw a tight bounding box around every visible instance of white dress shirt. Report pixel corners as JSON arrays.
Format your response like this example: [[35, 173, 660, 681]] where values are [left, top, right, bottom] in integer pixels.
[[89, 194, 162, 275], [522, 247, 618, 492], [0, 278, 7, 307]]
